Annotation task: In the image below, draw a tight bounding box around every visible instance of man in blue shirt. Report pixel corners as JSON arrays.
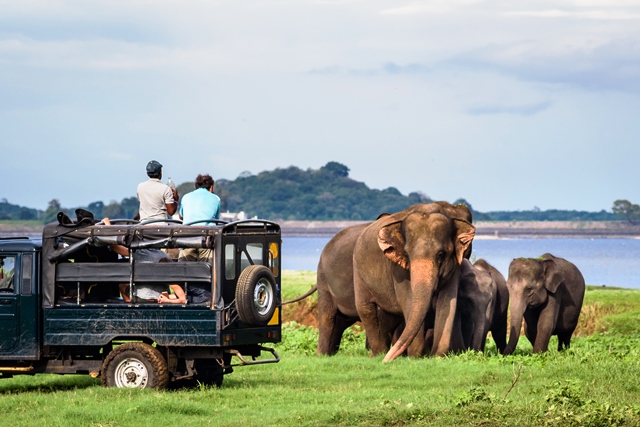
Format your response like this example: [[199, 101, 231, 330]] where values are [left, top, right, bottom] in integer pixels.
[[178, 174, 221, 261]]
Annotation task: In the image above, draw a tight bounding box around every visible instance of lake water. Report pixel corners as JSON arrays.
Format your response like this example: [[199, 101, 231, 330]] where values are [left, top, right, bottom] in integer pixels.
[[282, 237, 640, 290]]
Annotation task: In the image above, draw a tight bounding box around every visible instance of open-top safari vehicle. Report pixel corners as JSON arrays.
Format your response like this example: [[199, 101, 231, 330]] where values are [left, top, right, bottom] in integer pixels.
[[0, 213, 281, 389]]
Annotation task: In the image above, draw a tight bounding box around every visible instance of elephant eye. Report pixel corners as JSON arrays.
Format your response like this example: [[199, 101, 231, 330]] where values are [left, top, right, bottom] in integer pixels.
[[436, 251, 445, 263]]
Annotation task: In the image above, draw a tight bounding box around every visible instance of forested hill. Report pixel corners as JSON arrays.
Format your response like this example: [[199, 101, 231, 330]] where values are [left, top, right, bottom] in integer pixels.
[[0, 161, 630, 222], [213, 162, 433, 221], [212, 162, 619, 221]]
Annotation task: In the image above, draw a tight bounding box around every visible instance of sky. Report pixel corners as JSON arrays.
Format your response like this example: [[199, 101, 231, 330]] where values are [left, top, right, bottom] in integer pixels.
[[1, 0, 639, 213]]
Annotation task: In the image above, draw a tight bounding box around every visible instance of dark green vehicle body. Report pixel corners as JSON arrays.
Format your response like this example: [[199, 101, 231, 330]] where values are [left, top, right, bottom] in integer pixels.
[[0, 219, 282, 387]]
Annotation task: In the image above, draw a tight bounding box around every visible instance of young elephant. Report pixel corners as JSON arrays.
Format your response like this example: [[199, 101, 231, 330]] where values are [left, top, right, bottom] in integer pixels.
[[457, 259, 497, 352], [473, 259, 509, 354], [503, 253, 585, 355]]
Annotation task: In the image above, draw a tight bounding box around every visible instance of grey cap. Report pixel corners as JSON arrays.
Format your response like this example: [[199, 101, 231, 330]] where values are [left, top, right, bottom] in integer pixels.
[[146, 160, 163, 175]]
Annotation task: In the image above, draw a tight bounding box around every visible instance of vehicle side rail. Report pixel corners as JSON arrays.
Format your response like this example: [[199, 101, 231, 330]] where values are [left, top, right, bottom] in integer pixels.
[[225, 346, 280, 367], [56, 261, 212, 282]]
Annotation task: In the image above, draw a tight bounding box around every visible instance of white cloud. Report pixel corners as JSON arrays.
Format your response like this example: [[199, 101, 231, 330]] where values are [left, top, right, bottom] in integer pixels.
[[466, 100, 553, 116], [504, 9, 640, 20]]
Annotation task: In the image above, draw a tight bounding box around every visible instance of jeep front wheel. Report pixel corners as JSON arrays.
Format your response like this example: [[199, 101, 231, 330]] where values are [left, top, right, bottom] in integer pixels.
[[236, 265, 277, 326], [101, 342, 169, 390]]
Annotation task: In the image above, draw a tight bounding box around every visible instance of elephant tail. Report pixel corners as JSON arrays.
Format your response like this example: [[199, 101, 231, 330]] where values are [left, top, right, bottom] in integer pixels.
[[282, 284, 318, 305]]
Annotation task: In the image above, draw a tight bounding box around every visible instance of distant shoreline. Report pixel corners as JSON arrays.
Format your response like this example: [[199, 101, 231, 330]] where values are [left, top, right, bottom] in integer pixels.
[[2, 220, 639, 239], [278, 220, 640, 239]]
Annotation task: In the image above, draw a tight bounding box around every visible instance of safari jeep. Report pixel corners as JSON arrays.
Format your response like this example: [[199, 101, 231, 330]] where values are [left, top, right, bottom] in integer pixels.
[[0, 215, 282, 389]]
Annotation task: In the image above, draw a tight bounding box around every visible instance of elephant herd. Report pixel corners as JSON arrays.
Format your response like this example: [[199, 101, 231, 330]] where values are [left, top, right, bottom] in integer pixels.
[[287, 202, 586, 362]]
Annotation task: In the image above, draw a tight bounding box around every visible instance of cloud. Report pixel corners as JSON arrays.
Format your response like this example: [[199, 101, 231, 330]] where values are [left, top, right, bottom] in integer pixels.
[[503, 9, 640, 20], [449, 38, 640, 92], [307, 65, 343, 75], [381, 62, 431, 74], [465, 100, 553, 116], [307, 62, 432, 76], [380, 0, 482, 15]]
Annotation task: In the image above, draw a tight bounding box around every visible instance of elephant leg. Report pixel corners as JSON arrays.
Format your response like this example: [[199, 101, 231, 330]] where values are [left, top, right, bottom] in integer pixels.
[[406, 323, 426, 357], [490, 314, 508, 354], [355, 286, 388, 356], [317, 289, 352, 355], [532, 300, 560, 353], [331, 313, 357, 352], [523, 311, 537, 348], [378, 309, 403, 350], [424, 328, 434, 353], [556, 331, 572, 351], [458, 308, 473, 351]]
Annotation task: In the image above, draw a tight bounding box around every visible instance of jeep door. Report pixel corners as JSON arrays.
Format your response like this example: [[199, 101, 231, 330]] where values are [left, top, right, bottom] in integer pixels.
[[0, 255, 18, 352], [0, 252, 39, 359]]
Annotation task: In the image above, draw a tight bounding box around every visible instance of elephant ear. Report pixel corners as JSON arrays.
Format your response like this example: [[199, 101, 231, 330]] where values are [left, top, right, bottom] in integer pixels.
[[542, 259, 564, 293], [453, 219, 475, 265], [377, 220, 409, 270]]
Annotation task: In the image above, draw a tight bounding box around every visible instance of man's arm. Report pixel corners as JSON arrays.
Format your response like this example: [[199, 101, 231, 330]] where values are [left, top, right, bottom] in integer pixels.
[[165, 188, 179, 216]]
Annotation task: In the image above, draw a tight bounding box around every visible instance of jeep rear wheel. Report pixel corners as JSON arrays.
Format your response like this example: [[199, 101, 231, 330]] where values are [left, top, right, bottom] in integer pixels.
[[236, 265, 277, 326], [101, 342, 169, 390]]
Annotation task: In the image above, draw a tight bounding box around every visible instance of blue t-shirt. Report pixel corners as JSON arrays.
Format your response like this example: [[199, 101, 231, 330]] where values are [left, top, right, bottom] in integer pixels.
[[179, 188, 221, 225]]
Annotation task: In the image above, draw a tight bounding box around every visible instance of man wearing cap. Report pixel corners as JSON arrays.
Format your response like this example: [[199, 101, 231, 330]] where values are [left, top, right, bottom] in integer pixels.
[[136, 160, 180, 222]]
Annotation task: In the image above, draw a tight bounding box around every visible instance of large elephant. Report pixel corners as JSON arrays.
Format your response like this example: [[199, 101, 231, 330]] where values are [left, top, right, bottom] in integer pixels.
[[503, 253, 585, 355], [313, 202, 473, 357], [473, 259, 509, 353], [353, 205, 475, 362], [457, 259, 496, 352]]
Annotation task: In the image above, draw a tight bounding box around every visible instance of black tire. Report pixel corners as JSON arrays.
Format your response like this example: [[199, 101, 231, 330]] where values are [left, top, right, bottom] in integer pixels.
[[195, 359, 224, 388], [101, 342, 169, 390], [235, 265, 277, 326]]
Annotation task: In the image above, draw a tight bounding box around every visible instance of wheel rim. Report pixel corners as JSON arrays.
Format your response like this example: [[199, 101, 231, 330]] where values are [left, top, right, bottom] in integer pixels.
[[114, 357, 149, 388], [253, 278, 274, 316]]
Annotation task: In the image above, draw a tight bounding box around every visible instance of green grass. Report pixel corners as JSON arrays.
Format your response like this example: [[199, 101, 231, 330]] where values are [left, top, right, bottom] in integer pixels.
[[0, 220, 43, 228], [1, 271, 639, 426], [576, 285, 640, 336], [282, 270, 317, 300]]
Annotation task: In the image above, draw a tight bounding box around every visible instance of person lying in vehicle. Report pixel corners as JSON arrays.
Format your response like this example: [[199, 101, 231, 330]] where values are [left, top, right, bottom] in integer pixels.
[[119, 281, 187, 304], [119, 258, 187, 304]]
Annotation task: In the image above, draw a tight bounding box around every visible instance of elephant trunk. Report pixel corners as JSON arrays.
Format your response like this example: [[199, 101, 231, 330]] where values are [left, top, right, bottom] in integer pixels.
[[383, 259, 437, 362], [504, 298, 526, 355], [469, 310, 487, 352]]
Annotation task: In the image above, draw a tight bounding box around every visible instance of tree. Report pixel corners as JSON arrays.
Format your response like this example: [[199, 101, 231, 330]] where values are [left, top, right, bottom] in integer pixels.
[[320, 161, 350, 177], [43, 199, 62, 223], [120, 197, 139, 219], [408, 192, 433, 204], [87, 201, 105, 218], [612, 199, 640, 224], [102, 201, 123, 219]]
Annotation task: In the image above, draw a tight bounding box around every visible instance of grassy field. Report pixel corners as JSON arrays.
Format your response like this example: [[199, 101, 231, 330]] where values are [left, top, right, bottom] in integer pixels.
[[1, 271, 639, 426]]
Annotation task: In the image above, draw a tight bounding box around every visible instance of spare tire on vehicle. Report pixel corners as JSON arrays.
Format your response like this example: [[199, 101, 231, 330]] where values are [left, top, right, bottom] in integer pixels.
[[235, 265, 277, 326]]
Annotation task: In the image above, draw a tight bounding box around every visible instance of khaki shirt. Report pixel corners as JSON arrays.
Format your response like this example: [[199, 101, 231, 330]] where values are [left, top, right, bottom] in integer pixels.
[[137, 178, 175, 221]]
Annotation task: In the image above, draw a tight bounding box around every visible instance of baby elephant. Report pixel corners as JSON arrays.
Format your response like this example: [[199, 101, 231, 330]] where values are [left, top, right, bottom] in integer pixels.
[[457, 259, 497, 352], [503, 253, 585, 355]]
